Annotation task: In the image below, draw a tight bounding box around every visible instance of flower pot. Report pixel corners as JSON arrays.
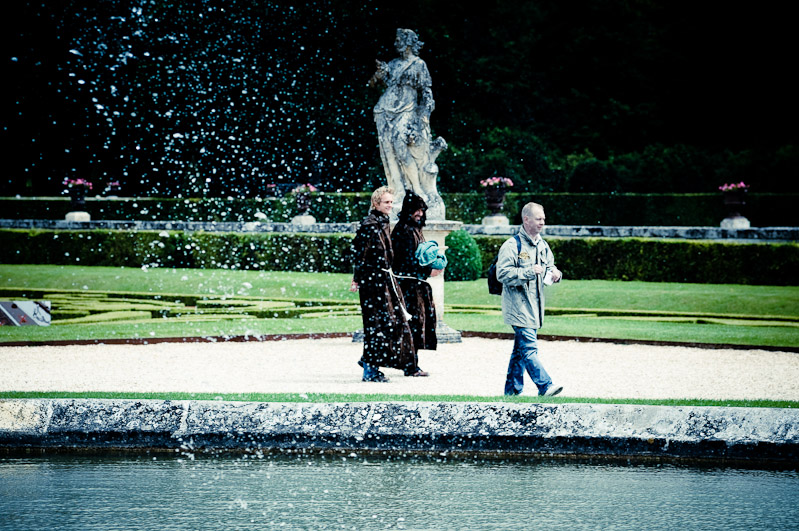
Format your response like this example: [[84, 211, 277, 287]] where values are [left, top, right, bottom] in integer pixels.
[[483, 187, 507, 215], [295, 192, 311, 214], [69, 187, 87, 209], [722, 189, 747, 217]]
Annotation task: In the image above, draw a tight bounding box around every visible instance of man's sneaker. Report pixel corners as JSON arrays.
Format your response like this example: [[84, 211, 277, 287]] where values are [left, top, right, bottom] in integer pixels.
[[363, 371, 390, 383], [542, 384, 563, 397]]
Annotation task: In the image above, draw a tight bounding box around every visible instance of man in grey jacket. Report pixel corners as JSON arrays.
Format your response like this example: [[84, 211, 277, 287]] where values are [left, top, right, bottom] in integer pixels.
[[496, 202, 564, 396]]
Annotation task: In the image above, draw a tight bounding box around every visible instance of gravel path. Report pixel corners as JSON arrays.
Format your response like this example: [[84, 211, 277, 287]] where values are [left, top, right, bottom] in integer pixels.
[[2, 337, 798, 401]]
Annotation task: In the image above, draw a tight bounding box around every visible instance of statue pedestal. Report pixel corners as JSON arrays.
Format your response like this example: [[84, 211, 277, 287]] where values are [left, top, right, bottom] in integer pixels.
[[721, 215, 751, 229], [482, 213, 509, 226], [65, 211, 91, 222], [423, 219, 463, 343], [291, 214, 316, 225]]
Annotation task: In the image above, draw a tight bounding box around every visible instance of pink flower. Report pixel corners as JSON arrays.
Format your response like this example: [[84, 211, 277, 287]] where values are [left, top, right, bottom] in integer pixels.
[[63, 178, 93, 190], [292, 183, 318, 194], [480, 176, 513, 187], [718, 181, 749, 192]]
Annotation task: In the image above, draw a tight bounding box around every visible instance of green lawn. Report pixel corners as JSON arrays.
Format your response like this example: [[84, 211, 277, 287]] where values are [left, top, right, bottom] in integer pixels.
[[0, 391, 794, 409], [1, 264, 798, 348], [0, 264, 358, 302]]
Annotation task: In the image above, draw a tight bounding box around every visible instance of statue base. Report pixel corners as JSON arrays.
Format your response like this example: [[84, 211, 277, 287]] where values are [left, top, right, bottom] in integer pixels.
[[482, 214, 509, 226], [291, 214, 316, 225], [720, 215, 750, 229], [65, 211, 91, 222], [423, 219, 463, 343], [434, 321, 462, 343]]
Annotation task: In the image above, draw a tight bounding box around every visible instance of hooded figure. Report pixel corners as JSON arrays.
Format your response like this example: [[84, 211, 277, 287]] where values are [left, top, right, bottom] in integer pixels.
[[391, 190, 442, 376]]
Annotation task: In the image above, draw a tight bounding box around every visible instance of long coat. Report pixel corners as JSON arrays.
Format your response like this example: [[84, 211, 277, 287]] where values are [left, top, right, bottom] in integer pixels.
[[352, 210, 415, 371], [495, 227, 557, 329], [391, 219, 437, 353]]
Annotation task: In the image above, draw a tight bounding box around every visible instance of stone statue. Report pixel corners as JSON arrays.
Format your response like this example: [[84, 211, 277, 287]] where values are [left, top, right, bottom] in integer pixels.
[[369, 29, 447, 220]]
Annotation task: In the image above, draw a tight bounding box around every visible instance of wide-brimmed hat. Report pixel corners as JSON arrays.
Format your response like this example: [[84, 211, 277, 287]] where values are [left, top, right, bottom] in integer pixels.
[[415, 241, 447, 269]]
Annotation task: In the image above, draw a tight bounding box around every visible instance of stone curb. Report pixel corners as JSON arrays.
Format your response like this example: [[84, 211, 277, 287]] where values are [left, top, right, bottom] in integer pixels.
[[1, 399, 798, 464], [2, 219, 796, 241]]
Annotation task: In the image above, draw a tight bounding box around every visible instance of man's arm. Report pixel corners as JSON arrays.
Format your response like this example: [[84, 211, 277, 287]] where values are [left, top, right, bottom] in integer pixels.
[[495, 239, 535, 286], [542, 242, 562, 283]]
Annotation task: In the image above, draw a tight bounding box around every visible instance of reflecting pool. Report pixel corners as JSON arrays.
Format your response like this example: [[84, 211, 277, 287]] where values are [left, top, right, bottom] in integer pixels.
[[1, 453, 798, 530]]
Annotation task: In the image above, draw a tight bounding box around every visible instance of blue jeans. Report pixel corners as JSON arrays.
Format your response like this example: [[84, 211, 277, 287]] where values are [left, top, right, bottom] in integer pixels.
[[504, 326, 553, 396]]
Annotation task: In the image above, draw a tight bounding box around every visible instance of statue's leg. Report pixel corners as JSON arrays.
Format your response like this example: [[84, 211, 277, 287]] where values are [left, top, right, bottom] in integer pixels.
[[379, 143, 404, 191], [399, 153, 423, 196], [376, 113, 407, 197]]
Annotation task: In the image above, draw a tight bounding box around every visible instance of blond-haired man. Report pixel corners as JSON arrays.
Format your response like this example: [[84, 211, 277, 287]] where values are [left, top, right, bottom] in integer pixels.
[[350, 186, 414, 381]]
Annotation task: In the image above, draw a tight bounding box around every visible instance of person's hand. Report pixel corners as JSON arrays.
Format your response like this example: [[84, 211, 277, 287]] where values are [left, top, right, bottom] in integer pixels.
[[551, 268, 562, 283], [430, 268, 443, 277], [349, 280, 359, 292], [532, 264, 544, 275]]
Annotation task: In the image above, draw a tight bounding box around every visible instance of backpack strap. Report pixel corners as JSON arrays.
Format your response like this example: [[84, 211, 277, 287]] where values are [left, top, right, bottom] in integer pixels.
[[513, 234, 529, 290]]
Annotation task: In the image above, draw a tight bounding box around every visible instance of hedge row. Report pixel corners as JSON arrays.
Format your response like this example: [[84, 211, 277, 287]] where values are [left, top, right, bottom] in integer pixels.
[[474, 236, 799, 286], [2, 229, 797, 286], [1, 230, 354, 273], [2, 192, 796, 226]]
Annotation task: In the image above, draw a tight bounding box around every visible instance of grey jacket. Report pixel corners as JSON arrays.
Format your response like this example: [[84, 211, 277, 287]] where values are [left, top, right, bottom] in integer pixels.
[[496, 227, 559, 329]]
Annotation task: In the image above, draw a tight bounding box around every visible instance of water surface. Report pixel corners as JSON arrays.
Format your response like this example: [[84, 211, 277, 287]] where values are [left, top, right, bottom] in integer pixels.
[[1, 453, 797, 530]]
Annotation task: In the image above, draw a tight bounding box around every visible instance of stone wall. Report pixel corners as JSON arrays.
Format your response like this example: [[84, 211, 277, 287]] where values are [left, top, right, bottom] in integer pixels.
[[2, 219, 796, 241], [1, 399, 797, 465]]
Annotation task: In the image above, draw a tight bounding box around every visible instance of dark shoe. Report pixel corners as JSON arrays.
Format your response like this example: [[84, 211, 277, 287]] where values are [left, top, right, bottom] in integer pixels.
[[363, 372, 390, 383], [406, 369, 429, 377]]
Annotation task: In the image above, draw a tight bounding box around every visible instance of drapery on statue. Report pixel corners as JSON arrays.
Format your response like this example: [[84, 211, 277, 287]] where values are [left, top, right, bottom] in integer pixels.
[[369, 28, 447, 220]]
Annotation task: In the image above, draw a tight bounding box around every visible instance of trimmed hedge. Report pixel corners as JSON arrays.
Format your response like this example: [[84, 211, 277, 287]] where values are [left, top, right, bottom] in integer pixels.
[[2, 192, 796, 226], [475, 236, 799, 286], [0, 194, 372, 225], [1, 229, 355, 273], [2, 229, 797, 285], [445, 192, 797, 226]]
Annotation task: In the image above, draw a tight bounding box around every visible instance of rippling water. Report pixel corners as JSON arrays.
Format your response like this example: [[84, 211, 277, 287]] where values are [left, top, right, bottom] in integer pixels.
[[1, 453, 798, 530]]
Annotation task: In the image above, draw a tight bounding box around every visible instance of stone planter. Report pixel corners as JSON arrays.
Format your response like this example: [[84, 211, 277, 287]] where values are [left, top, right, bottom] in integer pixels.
[[69, 187, 88, 209], [294, 192, 312, 214], [483, 187, 508, 215], [291, 192, 316, 224], [65, 186, 92, 221], [481, 187, 510, 225], [721, 189, 750, 229], [722, 190, 747, 217]]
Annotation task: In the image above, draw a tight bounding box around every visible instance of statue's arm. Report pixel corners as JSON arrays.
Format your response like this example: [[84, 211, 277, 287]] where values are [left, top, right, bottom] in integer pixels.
[[419, 86, 435, 120], [368, 59, 389, 88], [414, 61, 435, 119]]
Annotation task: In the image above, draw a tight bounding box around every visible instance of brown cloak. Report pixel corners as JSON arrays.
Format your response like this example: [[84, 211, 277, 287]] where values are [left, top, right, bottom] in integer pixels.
[[351, 209, 415, 371]]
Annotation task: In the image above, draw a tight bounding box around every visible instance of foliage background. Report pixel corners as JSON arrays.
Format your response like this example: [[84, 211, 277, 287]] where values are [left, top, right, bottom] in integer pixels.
[[6, 0, 797, 198]]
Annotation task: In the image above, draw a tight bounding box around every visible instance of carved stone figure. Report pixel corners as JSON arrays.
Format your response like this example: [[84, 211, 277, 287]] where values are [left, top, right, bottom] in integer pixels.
[[369, 29, 447, 220]]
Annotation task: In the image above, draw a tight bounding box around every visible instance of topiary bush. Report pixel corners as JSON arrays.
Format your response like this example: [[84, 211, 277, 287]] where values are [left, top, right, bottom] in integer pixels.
[[444, 230, 483, 281]]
